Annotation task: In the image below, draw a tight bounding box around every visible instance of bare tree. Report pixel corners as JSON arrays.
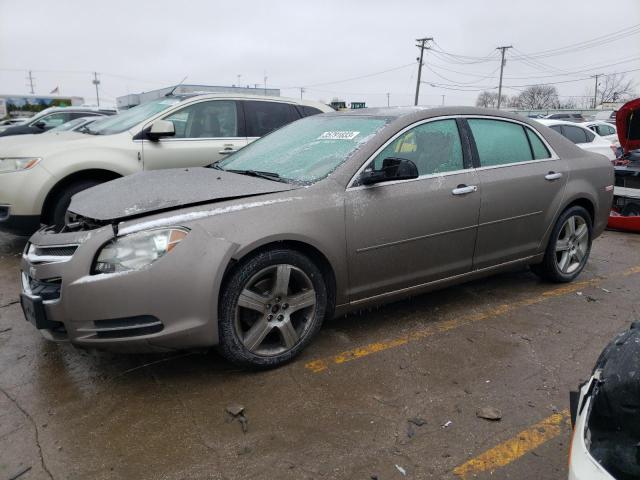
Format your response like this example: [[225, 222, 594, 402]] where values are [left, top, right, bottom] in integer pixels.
[[597, 73, 636, 104], [475, 90, 508, 108], [515, 85, 559, 109]]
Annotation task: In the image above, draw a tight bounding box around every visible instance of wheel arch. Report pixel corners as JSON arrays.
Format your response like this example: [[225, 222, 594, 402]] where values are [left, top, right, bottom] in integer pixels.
[[221, 239, 338, 316], [41, 169, 122, 223]]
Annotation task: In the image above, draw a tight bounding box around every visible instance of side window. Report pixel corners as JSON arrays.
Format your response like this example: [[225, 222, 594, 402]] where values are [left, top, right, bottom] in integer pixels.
[[245, 101, 299, 137], [372, 119, 464, 176], [297, 106, 323, 117], [562, 125, 588, 144], [525, 128, 551, 159], [163, 100, 238, 138], [468, 119, 533, 166], [32, 112, 71, 128]]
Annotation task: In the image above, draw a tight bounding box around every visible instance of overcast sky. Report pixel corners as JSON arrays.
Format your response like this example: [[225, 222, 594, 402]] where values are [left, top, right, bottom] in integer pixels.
[[1, 0, 638, 108]]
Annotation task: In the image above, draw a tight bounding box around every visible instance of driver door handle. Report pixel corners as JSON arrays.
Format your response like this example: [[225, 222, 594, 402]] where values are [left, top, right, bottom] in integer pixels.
[[219, 148, 238, 155], [452, 184, 478, 195], [545, 171, 563, 181]]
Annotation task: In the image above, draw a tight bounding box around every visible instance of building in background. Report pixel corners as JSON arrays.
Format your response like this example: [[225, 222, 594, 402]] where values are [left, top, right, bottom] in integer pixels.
[[0, 94, 84, 118], [117, 84, 281, 110]]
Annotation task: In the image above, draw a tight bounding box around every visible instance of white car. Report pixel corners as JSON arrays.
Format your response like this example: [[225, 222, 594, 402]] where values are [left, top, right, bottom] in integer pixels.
[[568, 323, 640, 479], [583, 121, 618, 142], [536, 119, 616, 160], [0, 93, 332, 234]]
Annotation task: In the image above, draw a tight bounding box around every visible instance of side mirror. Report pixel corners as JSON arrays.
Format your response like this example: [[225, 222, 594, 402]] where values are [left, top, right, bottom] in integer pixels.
[[146, 120, 175, 141], [359, 157, 419, 186], [34, 121, 46, 129]]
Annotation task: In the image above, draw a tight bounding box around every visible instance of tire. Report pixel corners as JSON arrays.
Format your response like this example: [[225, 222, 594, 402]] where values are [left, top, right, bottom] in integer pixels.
[[531, 206, 593, 283], [622, 202, 640, 217], [46, 179, 103, 229], [218, 249, 328, 369]]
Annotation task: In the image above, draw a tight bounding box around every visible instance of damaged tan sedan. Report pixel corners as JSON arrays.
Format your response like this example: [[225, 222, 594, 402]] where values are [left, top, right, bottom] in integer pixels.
[[20, 107, 613, 367]]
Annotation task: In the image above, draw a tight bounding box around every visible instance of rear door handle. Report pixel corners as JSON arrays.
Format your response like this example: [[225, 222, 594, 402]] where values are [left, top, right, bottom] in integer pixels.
[[452, 185, 478, 195], [545, 172, 563, 181]]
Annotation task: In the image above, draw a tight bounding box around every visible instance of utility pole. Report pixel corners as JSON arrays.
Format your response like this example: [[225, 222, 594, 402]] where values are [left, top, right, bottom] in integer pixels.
[[300, 87, 305, 99], [591, 74, 602, 108], [264, 72, 268, 96], [386, 92, 390, 107], [496, 45, 512, 109], [414, 37, 433, 106], [26, 71, 35, 94], [441, 94, 445, 106], [92, 72, 101, 107]]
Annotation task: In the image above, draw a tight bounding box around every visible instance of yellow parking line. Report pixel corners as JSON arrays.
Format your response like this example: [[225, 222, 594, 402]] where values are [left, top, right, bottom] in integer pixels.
[[452, 410, 571, 478], [305, 265, 640, 373]]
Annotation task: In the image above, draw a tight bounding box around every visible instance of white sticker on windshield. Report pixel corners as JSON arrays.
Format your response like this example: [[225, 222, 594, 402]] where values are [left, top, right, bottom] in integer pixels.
[[317, 131, 360, 140], [159, 99, 180, 105]]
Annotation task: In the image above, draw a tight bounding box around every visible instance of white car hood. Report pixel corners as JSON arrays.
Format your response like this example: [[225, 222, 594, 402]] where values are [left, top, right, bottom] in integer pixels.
[[0, 131, 124, 157]]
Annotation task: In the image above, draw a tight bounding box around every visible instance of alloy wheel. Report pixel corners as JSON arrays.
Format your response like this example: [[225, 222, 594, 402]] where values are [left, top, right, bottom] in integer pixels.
[[233, 264, 316, 356], [555, 215, 589, 274]]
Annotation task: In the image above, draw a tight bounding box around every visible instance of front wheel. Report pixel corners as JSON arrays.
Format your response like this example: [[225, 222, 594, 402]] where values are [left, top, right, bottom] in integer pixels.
[[218, 249, 327, 368], [531, 206, 592, 283]]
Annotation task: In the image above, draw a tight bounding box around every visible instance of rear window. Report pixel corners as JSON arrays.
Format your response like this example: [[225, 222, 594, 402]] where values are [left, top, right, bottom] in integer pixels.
[[525, 128, 551, 159], [297, 105, 324, 117], [468, 119, 534, 166], [244, 101, 300, 137], [562, 125, 592, 144]]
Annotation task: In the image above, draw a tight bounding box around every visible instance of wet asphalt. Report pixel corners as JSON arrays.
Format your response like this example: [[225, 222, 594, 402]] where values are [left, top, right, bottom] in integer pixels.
[[1, 230, 639, 480]]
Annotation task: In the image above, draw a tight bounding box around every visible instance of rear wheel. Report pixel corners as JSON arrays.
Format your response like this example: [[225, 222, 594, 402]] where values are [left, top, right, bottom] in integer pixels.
[[218, 249, 327, 368], [531, 206, 592, 283], [45, 179, 103, 229]]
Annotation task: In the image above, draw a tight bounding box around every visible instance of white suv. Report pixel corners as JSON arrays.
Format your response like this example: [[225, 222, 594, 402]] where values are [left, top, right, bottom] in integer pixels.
[[0, 94, 332, 234]]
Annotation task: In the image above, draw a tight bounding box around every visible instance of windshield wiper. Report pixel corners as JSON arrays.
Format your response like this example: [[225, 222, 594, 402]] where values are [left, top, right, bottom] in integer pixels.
[[226, 169, 288, 183]]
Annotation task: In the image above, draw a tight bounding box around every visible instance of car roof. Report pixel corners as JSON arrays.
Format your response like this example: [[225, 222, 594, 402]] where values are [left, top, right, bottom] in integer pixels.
[[173, 92, 332, 112], [535, 118, 590, 128]]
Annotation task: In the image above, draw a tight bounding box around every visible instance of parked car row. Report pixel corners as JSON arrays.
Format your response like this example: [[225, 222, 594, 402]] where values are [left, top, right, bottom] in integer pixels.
[[535, 119, 617, 160], [0, 106, 116, 137]]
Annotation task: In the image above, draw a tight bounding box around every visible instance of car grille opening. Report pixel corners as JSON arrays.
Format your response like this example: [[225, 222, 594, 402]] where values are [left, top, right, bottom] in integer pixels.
[[77, 316, 164, 339], [28, 277, 62, 301], [33, 245, 78, 257]]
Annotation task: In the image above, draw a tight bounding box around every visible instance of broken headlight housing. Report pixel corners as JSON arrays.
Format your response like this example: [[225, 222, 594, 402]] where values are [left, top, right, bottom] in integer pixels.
[[93, 228, 188, 274]]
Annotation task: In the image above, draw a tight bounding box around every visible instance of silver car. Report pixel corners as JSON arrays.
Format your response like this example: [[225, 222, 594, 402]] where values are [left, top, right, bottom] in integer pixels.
[[20, 107, 614, 368]]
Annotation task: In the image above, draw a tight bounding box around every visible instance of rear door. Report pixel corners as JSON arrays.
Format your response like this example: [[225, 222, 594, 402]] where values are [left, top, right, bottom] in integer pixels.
[[345, 118, 480, 301], [467, 117, 568, 268], [141, 99, 247, 170]]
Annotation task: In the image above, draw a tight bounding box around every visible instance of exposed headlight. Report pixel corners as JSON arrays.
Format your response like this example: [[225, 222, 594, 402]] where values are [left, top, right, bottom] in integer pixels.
[[93, 228, 188, 274], [0, 157, 41, 173]]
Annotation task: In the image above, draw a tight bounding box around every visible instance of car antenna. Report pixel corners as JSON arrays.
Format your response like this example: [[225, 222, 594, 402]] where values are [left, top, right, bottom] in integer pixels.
[[165, 76, 188, 97]]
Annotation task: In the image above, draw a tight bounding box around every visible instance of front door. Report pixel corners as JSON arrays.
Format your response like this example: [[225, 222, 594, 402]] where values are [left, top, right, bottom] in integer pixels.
[[142, 99, 247, 170], [467, 118, 568, 268], [345, 118, 481, 301]]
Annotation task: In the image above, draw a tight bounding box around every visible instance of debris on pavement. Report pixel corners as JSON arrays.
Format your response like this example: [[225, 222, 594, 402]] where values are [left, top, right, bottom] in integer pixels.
[[476, 407, 502, 421], [601, 288, 611, 293], [408, 416, 427, 427], [395, 464, 407, 476], [225, 404, 249, 433], [442, 420, 452, 428], [225, 404, 245, 416]]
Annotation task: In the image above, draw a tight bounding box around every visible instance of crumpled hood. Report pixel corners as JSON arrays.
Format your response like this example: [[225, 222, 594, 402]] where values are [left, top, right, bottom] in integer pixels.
[[68, 167, 299, 222]]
